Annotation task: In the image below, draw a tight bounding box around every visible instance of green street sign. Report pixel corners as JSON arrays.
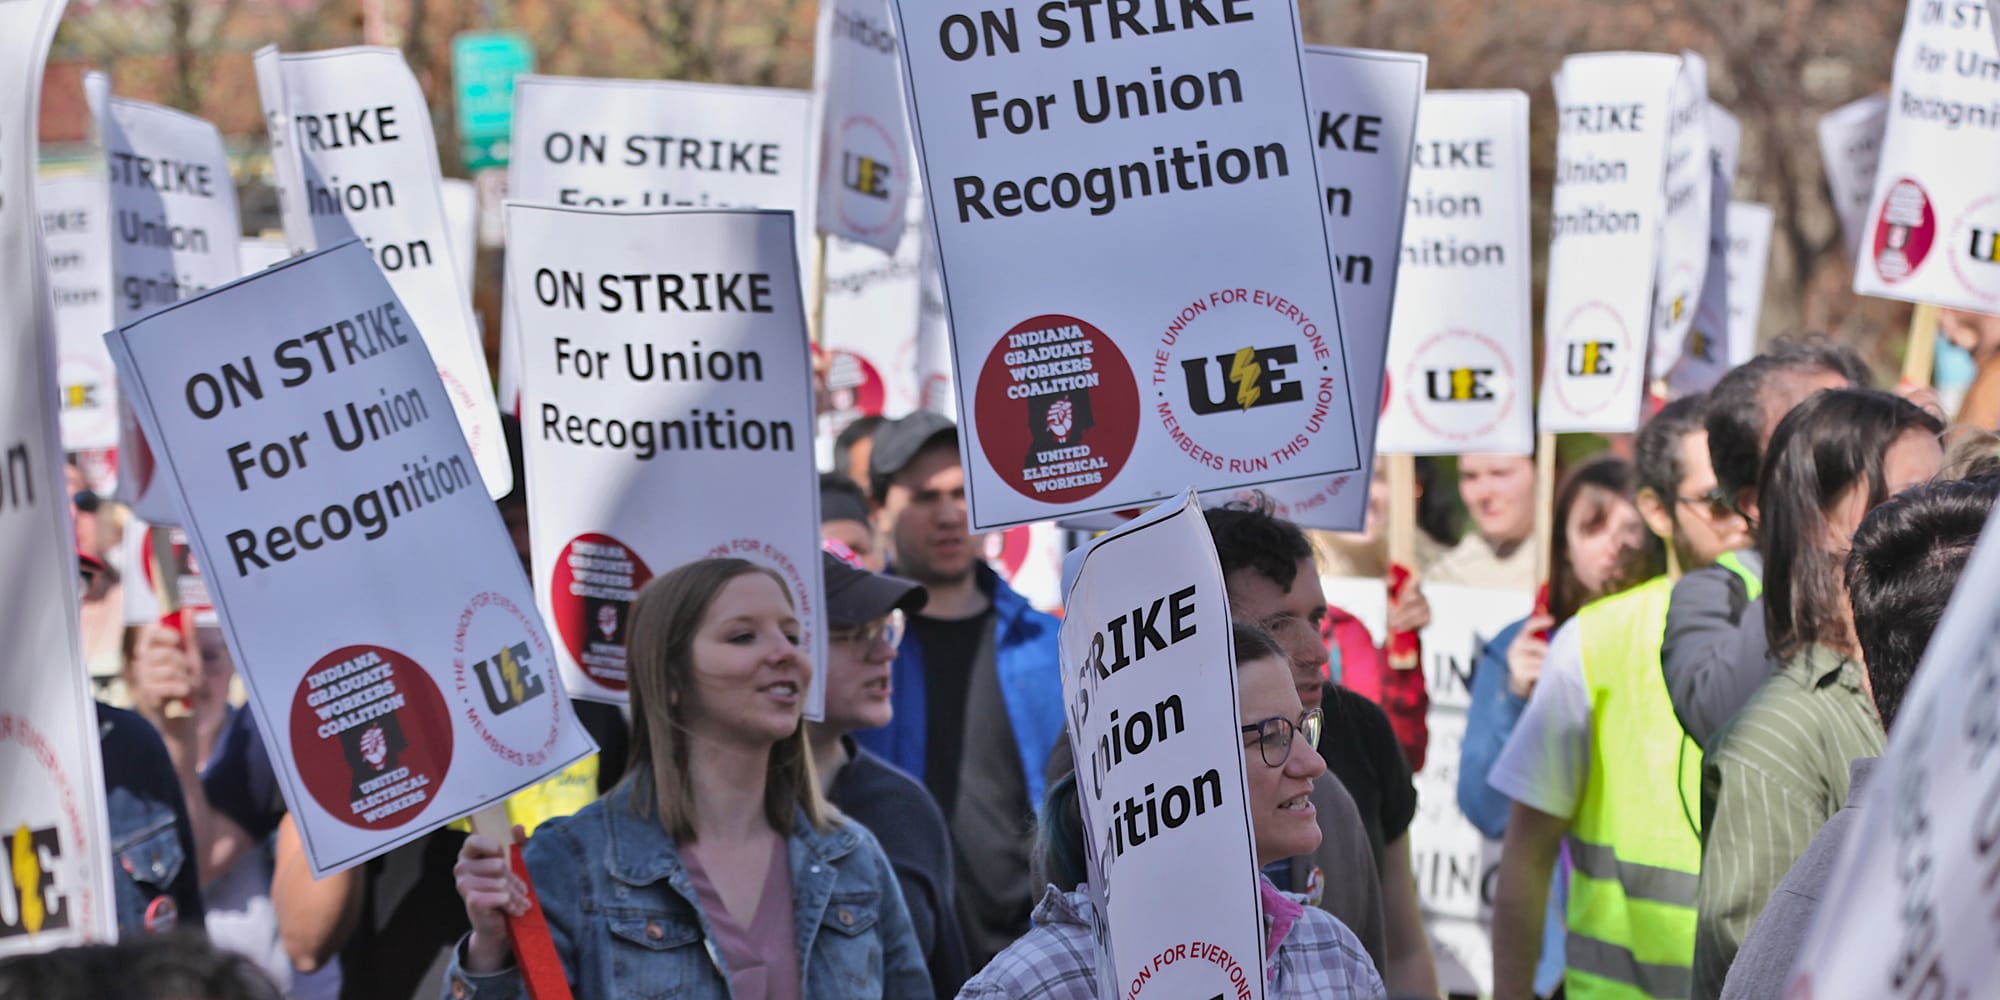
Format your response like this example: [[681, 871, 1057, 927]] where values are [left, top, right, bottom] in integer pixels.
[[452, 31, 533, 171]]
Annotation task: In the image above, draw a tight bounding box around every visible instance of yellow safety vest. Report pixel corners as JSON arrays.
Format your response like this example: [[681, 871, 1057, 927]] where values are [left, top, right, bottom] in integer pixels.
[[448, 754, 600, 838], [1566, 576, 1702, 1000], [1714, 550, 1763, 601]]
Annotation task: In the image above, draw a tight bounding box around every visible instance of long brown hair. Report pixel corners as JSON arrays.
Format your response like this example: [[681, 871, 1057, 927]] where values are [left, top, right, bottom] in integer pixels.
[[1547, 456, 1662, 623], [623, 557, 836, 840]]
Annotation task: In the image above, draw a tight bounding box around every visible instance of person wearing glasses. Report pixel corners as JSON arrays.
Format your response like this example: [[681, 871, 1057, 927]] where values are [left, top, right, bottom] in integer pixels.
[[958, 623, 1385, 1000], [1663, 337, 1870, 750], [807, 549, 970, 998]]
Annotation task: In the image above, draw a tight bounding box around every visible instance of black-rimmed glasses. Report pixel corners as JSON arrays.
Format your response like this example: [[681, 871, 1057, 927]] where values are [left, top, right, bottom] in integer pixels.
[[1240, 706, 1324, 768]]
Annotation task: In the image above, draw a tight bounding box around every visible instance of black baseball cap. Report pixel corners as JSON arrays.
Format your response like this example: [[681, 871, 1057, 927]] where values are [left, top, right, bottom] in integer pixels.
[[866, 411, 958, 498], [822, 550, 927, 627]]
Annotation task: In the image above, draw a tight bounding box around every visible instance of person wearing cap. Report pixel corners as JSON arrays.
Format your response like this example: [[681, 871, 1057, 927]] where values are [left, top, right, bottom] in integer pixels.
[[820, 473, 884, 572], [811, 550, 970, 998], [853, 411, 1065, 968]]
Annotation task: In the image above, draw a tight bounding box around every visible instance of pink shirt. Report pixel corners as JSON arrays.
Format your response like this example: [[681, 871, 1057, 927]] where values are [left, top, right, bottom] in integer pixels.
[[681, 837, 802, 1000]]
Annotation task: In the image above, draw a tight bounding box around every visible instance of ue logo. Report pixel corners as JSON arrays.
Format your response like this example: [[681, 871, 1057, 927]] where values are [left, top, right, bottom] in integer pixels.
[[1182, 345, 1304, 415], [1565, 341, 1616, 377], [841, 153, 892, 200], [61, 383, 98, 410], [471, 641, 547, 716], [1424, 367, 1496, 402], [0, 824, 70, 939]]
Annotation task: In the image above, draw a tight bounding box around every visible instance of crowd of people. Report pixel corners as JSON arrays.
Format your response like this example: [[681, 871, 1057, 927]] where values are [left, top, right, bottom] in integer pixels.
[[7, 327, 1999, 1000]]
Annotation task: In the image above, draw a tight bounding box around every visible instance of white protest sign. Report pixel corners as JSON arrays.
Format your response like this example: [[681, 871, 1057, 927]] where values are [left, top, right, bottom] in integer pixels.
[[441, 176, 477, 302], [1377, 90, 1534, 457], [0, 0, 120, 955], [821, 198, 927, 432], [894, 0, 1364, 529], [914, 222, 956, 417], [1854, 0, 2000, 310], [1787, 501, 2000, 998], [89, 73, 248, 524], [1669, 103, 1743, 398], [813, 0, 916, 254], [105, 240, 596, 876], [1818, 93, 1888, 262], [1060, 492, 1265, 1000], [1538, 53, 1679, 434], [239, 236, 291, 273], [1405, 584, 1533, 996], [1649, 53, 1713, 381], [1725, 202, 1774, 367], [37, 175, 119, 453], [504, 206, 826, 713], [255, 46, 509, 500]]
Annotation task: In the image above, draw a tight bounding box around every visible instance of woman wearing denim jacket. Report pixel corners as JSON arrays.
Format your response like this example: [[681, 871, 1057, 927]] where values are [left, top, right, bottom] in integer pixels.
[[445, 557, 931, 1000]]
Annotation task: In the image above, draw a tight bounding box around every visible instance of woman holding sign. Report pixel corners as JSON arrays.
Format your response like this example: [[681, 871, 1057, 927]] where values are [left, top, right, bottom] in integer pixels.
[[446, 558, 931, 999], [959, 624, 1387, 999]]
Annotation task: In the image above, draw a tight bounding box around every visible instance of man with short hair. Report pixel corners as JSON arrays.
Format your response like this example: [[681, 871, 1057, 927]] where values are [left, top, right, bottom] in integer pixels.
[[853, 411, 1064, 968], [1664, 336, 1870, 748], [1205, 503, 1438, 998], [1632, 394, 1750, 575], [1428, 452, 1537, 591], [1717, 475, 1999, 998], [809, 550, 969, 998]]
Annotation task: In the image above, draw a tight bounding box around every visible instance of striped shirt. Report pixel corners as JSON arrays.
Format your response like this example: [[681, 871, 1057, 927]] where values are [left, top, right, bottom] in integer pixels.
[[1693, 644, 1883, 1000]]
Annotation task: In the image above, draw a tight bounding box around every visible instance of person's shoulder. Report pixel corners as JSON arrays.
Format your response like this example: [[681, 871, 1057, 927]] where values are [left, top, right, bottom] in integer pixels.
[[1283, 906, 1383, 989], [839, 748, 949, 830], [1322, 682, 1397, 744], [955, 912, 1097, 1000]]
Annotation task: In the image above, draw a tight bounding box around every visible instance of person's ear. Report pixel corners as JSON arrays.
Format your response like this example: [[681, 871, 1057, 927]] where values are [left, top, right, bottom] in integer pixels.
[[1637, 487, 1675, 544], [1734, 485, 1760, 527]]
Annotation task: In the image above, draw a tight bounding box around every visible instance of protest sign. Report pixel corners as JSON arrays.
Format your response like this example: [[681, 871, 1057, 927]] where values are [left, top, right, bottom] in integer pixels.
[[1376, 90, 1534, 457], [984, 519, 1067, 613], [240, 236, 290, 273], [893, 0, 1365, 529], [0, 0, 120, 955], [1648, 53, 1713, 381], [1059, 492, 1265, 1000], [88, 73, 248, 524], [1724, 202, 1774, 368], [820, 198, 928, 436], [105, 240, 596, 876], [38, 175, 119, 454], [813, 0, 917, 254], [1854, 0, 2000, 311], [1787, 502, 2000, 998], [255, 45, 509, 500], [1819, 93, 1888, 262], [1669, 103, 1743, 397], [914, 222, 956, 417], [442, 177, 477, 302], [504, 205, 826, 713], [1538, 53, 1679, 434]]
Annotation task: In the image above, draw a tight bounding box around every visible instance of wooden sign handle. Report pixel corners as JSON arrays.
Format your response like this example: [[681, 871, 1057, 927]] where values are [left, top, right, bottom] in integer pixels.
[[1903, 302, 1941, 390], [1533, 432, 1558, 586]]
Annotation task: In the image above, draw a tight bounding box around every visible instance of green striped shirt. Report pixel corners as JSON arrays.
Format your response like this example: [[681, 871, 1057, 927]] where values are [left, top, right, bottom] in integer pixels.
[[1692, 644, 1884, 1000]]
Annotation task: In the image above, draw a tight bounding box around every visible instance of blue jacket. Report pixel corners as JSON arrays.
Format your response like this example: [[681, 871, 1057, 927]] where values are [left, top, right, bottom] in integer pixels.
[[443, 779, 931, 1000], [854, 562, 1064, 815]]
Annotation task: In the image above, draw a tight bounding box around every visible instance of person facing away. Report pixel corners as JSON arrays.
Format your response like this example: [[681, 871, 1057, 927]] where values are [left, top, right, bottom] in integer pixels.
[[1204, 502, 1438, 998], [852, 412, 1065, 968], [447, 557, 930, 1000], [956, 623, 1386, 1000], [1719, 474, 1999, 998], [1426, 452, 1538, 592], [807, 548, 971, 997], [1692, 388, 1943, 1000], [1664, 336, 1871, 749], [1486, 400, 1693, 1000]]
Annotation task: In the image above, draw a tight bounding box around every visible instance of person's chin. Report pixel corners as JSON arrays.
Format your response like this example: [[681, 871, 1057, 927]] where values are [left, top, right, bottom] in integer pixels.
[[1294, 681, 1325, 708]]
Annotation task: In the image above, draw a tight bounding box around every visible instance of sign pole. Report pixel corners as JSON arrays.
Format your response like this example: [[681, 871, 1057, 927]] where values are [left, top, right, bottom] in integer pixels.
[[1903, 302, 1941, 390], [808, 232, 829, 345], [1387, 453, 1417, 569], [1534, 432, 1558, 585]]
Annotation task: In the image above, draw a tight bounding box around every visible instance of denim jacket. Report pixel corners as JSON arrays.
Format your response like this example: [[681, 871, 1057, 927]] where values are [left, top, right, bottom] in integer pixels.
[[443, 780, 931, 1000]]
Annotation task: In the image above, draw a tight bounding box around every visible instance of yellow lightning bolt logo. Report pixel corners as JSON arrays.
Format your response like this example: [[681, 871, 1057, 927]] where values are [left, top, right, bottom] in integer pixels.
[[12, 825, 45, 935], [499, 646, 526, 704], [1228, 347, 1261, 410]]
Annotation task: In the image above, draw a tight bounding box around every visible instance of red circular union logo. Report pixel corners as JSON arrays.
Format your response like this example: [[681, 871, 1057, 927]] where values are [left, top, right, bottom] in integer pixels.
[[550, 533, 654, 692], [973, 314, 1139, 505], [289, 644, 453, 831]]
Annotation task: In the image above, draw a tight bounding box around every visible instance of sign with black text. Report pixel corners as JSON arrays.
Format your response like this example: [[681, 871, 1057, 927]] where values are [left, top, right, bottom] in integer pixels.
[[37, 175, 119, 454], [105, 240, 596, 876], [1648, 53, 1713, 381], [1819, 94, 1888, 262], [813, 0, 917, 254], [1059, 492, 1264, 1000], [1, 0, 120, 955], [893, 0, 1364, 528], [1668, 102, 1742, 397], [504, 206, 826, 714]]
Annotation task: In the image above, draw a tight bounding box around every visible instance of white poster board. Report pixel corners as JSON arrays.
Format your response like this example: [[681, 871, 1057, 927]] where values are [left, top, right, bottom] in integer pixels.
[[0, 0, 120, 954], [894, 0, 1365, 529], [1648, 53, 1712, 381], [1818, 93, 1888, 263], [90, 74, 248, 524], [37, 175, 119, 454], [1669, 103, 1743, 398], [1406, 584, 1534, 996], [1538, 53, 1679, 434], [1788, 502, 2000, 997], [441, 176, 477, 302], [820, 198, 928, 434], [1376, 90, 1534, 457], [812, 0, 917, 254], [255, 45, 509, 500], [1724, 202, 1774, 370], [105, 240, 596, 876], [504, 205, 826, 714], [1059, 492, 1266, 1000], [1854, 0, 2000, 311]]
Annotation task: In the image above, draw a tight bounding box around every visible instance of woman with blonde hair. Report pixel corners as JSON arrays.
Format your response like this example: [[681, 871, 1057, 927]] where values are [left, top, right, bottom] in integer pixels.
[[446, 557, 930, 999]]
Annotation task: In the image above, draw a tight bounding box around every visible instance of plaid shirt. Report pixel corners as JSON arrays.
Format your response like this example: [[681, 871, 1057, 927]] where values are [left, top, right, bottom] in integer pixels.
[[955, 879, 1385, 999]]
